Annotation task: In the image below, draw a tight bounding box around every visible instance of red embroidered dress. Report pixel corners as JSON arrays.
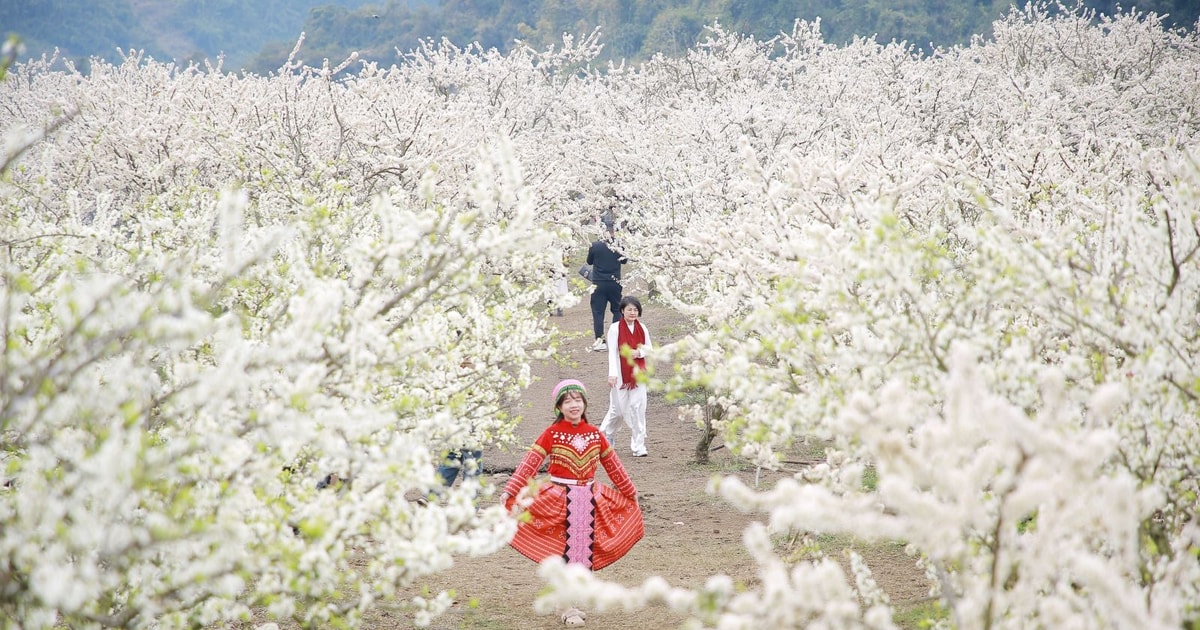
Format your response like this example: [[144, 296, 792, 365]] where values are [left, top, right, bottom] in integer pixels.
[[503, 419, 643, 570]]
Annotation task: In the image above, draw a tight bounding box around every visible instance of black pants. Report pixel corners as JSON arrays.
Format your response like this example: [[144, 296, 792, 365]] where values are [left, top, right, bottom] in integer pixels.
[[590, 281, 622, 339]]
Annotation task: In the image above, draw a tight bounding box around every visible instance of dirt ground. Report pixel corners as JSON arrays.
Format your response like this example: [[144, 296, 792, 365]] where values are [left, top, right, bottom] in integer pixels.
[[364, 288, 932, 630]]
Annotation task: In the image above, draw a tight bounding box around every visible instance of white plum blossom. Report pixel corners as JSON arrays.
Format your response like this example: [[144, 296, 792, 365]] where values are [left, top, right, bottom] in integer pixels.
[[2, 2, 1200, 628]]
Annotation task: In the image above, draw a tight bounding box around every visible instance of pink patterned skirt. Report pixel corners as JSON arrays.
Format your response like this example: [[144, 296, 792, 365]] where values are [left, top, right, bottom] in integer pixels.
[[508, 481, 643, 570]]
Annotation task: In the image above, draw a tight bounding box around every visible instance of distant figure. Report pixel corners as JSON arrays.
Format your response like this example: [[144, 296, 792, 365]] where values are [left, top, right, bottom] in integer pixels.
[[435, 448, 482, 490], [435, 353, 484, 497], [599, 296, 652, 457], [549, 246, 568, 317], [599, 207, 615, 232], [586, 226, 627, 352]]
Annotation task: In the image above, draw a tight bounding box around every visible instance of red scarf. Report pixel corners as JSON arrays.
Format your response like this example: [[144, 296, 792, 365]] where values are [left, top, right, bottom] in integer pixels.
[[617, 319, 647, 389]]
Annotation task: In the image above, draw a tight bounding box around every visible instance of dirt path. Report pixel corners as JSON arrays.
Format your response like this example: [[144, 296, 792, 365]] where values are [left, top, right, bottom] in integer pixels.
[[380, 291, 929, 629]]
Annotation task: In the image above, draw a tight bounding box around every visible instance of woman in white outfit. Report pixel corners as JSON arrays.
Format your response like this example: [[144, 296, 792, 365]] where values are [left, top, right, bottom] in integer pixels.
[[599, 296, 651, 457]]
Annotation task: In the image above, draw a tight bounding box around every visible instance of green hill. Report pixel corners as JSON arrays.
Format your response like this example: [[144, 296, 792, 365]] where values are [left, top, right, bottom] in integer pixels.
[[2, 0, 1196, 75], [0, 0, 384, 69], [243, 0, 1200, 74]]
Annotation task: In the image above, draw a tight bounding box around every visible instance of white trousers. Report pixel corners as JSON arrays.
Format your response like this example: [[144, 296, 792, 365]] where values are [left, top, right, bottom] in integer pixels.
[[599, 384, 648, 455]]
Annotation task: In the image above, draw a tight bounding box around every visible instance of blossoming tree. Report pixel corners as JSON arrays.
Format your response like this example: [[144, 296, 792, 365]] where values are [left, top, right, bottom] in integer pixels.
[[3, 2, 1199, 628], [547, 5, 1200, 629]]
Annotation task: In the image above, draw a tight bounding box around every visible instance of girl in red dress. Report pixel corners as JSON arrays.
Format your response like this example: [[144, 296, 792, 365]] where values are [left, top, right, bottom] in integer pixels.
[[500, 379, 644, 626]]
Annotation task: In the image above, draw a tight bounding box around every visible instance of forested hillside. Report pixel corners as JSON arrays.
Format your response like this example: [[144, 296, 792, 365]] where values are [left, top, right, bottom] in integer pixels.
[[244, 0, 1200, 73], [0, 0, 386, 69], [3, 0, 1197, 75]]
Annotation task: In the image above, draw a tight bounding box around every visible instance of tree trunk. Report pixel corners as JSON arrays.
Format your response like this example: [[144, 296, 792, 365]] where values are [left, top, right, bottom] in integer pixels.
[[693, 401, 723, 464]]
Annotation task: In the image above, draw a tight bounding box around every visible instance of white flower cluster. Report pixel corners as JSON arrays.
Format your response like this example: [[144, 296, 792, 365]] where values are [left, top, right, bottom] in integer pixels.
[[3, 1, 1199, 627]]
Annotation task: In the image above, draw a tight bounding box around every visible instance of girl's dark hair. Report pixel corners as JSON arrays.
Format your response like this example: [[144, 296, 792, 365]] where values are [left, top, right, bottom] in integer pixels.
[[619, 295, 642, 316]]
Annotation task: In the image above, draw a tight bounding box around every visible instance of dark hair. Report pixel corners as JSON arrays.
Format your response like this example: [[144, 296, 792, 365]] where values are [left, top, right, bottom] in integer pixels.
[[618, 295, 642, 316]]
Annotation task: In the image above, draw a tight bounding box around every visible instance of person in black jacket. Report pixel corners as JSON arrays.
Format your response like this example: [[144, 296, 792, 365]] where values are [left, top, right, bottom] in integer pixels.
[[586, 226, 628, 351]]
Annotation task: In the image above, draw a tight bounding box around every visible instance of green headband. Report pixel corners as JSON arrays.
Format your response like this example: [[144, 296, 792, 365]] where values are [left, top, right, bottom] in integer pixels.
[[553, 379, 588, 414]]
